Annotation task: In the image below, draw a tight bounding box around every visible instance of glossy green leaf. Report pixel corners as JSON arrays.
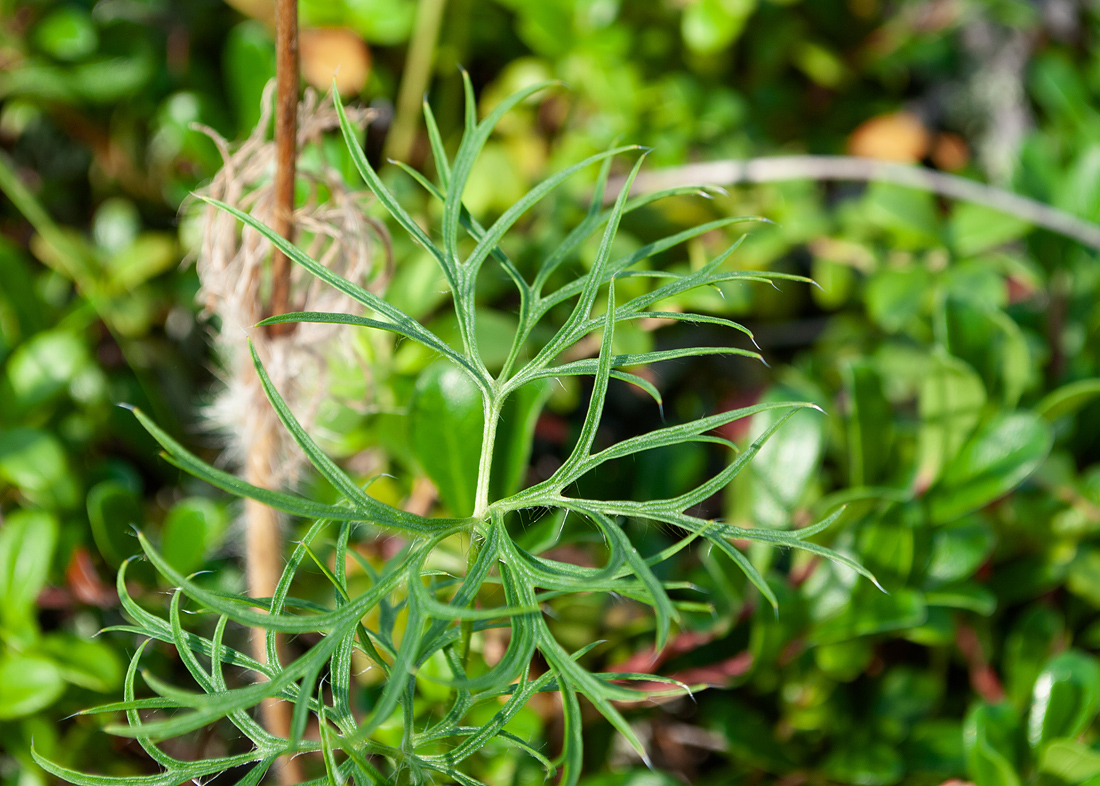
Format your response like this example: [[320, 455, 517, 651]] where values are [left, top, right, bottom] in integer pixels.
[[682, 0, 757, 54], [924, 517, 996, 586], [858, 519, 915, 591], [744, 387, 825, 528], [490, 379, 551, 501], [941, 296, 1031, 408], [915, 351, 986, 492], [845, 360, 893, 486], [5, 329, 89, 408], [105, 233, 177, 290], [862, 183, 941, 248], [1036, 378, 1100, 421], [928, 412, 1053, 522], [0, 428, 79, 509], [33, 7, 98, 61], [160, 497, 227, 576], [223, 21, 275, 134], [814, 639, 873, 682], [866, 266, 933, 333], [951, 202, 1031, 257], [964, 702, 1022, 786], [1069, 547, 1100, 607], [924, 582, 997, 615], [0, 654, 65, 720], [1005, 604, 1065, 709], [1027, 650, 1100, 749], [823, 738, 904, 786], [0, 508, 57, 635], [1038, 739, 1100, 782], [809, 587, 927, 645], [86, 480, 144, 567], [40, 634, 123, 692]]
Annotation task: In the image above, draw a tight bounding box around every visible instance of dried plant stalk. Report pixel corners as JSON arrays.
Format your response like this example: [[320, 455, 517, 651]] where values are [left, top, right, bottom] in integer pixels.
[[193, 84, 389, 484], [269, 0, 299, 337], [190, 83, 389, 781]]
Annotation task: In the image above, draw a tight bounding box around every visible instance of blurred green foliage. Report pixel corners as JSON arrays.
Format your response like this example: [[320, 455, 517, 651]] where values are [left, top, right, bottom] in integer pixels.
[[3, 0, 1100, 784]]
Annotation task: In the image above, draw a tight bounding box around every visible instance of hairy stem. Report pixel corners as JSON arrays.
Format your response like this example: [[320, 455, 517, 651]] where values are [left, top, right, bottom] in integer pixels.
[[459, 532, 483, 671], [472, 397, 501, 521]]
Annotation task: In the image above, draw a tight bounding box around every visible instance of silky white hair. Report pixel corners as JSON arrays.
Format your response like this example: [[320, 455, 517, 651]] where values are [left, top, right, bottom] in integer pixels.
[[188, 82, 391, 487]]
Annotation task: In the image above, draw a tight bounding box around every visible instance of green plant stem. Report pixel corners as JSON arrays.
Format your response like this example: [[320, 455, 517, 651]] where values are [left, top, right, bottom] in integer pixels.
[[472, 397, 501, 521], [385, 0, 449, 162], [459, 532, 482, 671]]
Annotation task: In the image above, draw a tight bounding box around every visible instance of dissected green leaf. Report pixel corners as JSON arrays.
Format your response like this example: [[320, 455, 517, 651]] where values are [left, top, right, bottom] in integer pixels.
[[41, 74, 886, 786]]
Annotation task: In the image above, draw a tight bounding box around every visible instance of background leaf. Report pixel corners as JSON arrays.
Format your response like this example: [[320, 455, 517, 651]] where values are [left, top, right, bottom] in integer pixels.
[[928, 412, 1053, 522], [408, 361, 484, 517], [1027, 650, 1100, 750]]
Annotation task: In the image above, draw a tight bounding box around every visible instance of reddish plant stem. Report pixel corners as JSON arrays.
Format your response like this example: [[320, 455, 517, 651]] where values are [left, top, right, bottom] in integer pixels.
[[251, 2, 301, 783], [268, 0, 299, 337]]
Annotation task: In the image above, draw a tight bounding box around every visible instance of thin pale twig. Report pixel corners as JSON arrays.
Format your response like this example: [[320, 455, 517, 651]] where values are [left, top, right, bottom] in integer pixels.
[[611, 155, 1100, 250]]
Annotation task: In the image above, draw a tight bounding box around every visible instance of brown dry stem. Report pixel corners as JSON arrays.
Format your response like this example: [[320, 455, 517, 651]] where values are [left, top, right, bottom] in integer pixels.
[[191, 83, 389, 785], [269, 0, 300, 338]]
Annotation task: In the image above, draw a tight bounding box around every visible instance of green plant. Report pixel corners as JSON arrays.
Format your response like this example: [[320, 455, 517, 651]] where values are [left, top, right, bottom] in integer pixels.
[[37, 76, 877, 786]]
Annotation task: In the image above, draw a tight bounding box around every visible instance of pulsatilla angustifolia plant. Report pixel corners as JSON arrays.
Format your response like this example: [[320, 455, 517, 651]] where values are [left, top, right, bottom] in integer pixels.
[[40, 77, 878, 786]]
